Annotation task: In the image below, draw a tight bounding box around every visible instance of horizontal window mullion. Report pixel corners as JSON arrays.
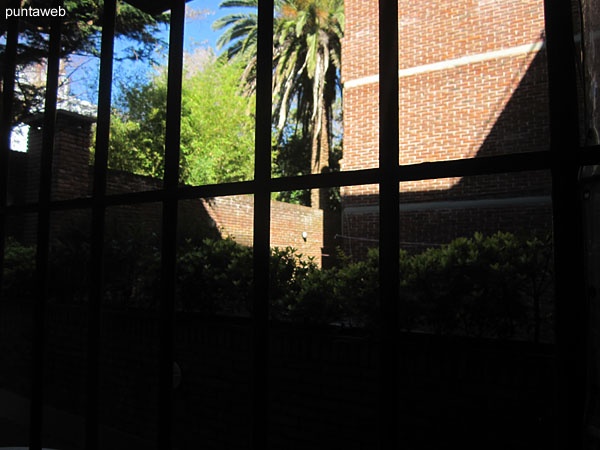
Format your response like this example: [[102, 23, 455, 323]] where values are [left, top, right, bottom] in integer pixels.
[[396, 151, 552, 181], [3, 151, 571, 219], [270, 169, 380, 191]]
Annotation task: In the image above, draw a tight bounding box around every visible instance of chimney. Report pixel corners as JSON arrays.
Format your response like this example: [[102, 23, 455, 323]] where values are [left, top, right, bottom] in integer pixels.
[[25, 109, 95, 203], [22, 110, 95, 242]]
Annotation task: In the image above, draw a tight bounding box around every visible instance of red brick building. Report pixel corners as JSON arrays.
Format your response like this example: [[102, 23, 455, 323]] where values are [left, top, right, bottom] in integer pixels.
[[340, 0, 553, 256]]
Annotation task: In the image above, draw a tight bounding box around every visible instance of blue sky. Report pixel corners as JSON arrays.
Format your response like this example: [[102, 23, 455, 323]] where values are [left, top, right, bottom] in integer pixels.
[[182, 0, 245, 51], [69, 0, 251, 103]]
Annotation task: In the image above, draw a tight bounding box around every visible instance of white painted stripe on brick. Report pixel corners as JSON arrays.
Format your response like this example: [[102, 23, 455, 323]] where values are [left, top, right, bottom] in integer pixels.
[[342, 195, 551, 215], [345, 74, 380, 88], [344, 41, 545, 89]]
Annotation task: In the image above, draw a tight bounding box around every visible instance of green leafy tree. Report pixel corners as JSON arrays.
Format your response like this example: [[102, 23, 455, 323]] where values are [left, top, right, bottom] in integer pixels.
[[1, 0, 169, 123], [109, 53, 255, 185], [214, 0, 344, 208]]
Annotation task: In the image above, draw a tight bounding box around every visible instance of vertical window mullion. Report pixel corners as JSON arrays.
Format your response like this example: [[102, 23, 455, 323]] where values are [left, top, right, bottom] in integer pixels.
[[378, 0, 400, 449], [86, 0, 116, 448], [158, 1, 185, 448], [30, 1, 62, 448], [252, 0, 273, 448], [543, 0, 586, 447], [0, 5, 19, 296]]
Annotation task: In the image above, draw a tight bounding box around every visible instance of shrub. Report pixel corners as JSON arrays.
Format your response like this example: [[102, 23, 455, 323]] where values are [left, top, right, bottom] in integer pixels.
[[177, 237, 253, 315], [2, 238, 36, 300], [2, 231, 554, 341], [406, 232, 548, 338], [278, 232, 553, 340]]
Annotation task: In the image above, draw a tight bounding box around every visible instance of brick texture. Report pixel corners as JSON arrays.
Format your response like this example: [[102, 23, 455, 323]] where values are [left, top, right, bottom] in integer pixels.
[[8, 111, 324, 264], [341, 0, 551, 255]]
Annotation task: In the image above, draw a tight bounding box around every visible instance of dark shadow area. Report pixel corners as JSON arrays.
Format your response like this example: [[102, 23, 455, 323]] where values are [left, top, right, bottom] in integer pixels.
[[333, 45, 557, 449], [0, 39, 560, 450]]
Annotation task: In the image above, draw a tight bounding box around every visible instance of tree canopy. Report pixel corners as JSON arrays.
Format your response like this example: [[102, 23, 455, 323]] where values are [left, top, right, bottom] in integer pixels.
[[213, 0, 344, 208], [109, 50, 255, 186], [1, 0, 169, 123]]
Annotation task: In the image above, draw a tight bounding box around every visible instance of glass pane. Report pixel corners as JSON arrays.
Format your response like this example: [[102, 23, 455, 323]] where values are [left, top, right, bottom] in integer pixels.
[[174, 196, 253, 448], [50, 32, 98, 201], [342, 1, 379, 173], [176, 195, 253, 317], [8, 119, 40, 206], [580, 0, 600, 145], [99, 204, 162, 449], [583, 171, 600, 447], [106, 5, 170, 194], [7, 8, 98, 203], [394, 0, 550, 164], [8, 12, 48, 208], [0, 213, 36, 446], [178, 54, 256, 187], [41, 210, 91, 448], [7, 141, 30, 206], [178, 3, 256, 187], [340, 183, 380, 260], [268, 187, 380, 448], [395, 171, 556, 449], [267, 0, 352, 194], [397, 171, 554, 340], [49, 110, 96, 201]]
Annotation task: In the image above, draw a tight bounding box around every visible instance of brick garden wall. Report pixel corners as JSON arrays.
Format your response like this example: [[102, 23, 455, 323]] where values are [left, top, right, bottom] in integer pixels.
[[340, 0, 552, 256], [204, 195, 323, 263], [7, 111, 323, 264]]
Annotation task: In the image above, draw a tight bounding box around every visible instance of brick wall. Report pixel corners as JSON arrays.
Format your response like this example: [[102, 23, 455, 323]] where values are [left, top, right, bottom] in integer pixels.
[[8, 110, 324, 263], [51, 113, 94, 201], [270, 200, 323, 262], [16, 111, 95, 241], [204, 195, 323, 263], [341, 0, 551, 255], [23, 111, 95, 203]]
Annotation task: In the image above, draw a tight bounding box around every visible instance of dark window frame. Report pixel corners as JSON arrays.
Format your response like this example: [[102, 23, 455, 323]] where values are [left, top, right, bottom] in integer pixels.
[[0, 0, 596, 448]]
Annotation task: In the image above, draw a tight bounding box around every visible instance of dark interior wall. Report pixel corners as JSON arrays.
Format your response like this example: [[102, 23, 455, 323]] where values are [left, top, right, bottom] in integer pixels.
[[0, 301, 557, 450]]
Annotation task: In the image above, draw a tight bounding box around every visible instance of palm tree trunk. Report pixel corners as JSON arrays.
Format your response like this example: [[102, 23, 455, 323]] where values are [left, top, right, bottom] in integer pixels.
[[310, 99, 330, 209]]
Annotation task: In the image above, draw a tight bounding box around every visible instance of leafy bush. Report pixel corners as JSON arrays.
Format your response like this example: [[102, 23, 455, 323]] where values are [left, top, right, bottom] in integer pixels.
[[276, 232, 553, 340], [47, 225, 92, 304], [2, 231, 554, 341], [102, 225, 161, 308], [177, 237, 252, 315], [2, 238, 36, 300], [281, 248, 379, 327], [177, 240, 316, 317], [406, 232, 553, 339]]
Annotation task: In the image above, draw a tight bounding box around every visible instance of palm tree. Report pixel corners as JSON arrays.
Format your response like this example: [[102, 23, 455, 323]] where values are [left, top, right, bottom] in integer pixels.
[[214, 0, 344, 209], [213, 0, 261, 95]]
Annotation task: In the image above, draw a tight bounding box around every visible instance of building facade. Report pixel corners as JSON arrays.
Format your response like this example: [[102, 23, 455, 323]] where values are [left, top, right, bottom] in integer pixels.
[[341, 0, 553, 256]]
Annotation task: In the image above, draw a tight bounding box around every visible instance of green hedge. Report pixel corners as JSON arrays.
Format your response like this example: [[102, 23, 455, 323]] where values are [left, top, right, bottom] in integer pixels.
[[2, 231, 553, 341], [2, 237, 36, 299]]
